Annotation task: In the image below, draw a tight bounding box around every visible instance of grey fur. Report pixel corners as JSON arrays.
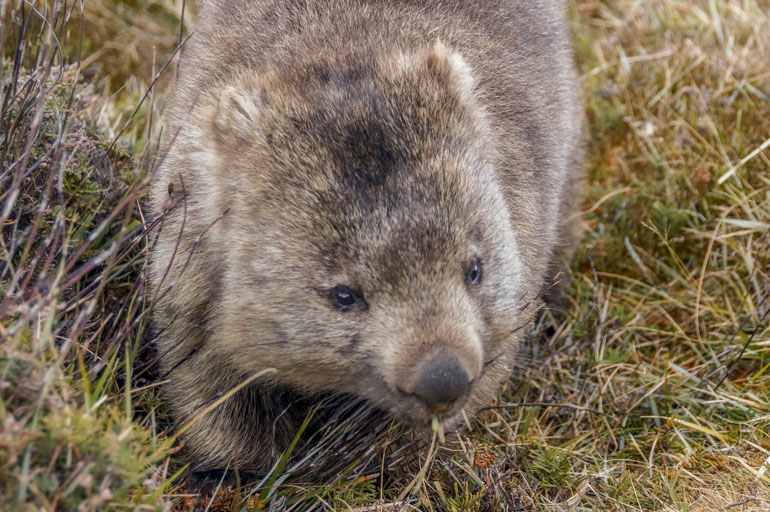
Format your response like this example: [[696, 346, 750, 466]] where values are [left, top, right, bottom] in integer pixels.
[[149, 0, 584, 473]]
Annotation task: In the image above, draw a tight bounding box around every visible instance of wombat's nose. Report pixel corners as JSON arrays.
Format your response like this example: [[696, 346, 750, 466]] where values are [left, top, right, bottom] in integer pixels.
[[412, 349, 471, 413]]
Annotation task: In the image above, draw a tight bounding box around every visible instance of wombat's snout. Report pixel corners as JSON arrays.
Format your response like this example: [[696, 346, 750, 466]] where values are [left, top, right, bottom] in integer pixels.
[[408, 348, 475, 414]]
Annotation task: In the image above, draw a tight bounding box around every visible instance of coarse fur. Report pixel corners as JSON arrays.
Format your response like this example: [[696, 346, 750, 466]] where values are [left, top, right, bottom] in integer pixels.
[[149, 0, 584, 474]]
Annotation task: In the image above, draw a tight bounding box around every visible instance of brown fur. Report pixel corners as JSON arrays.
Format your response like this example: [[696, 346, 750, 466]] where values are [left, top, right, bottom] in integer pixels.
[[149, 0, 584, 473]]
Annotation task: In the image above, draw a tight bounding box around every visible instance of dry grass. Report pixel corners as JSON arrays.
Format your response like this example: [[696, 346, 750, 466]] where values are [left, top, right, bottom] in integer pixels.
[[1, 0, 769, 510]]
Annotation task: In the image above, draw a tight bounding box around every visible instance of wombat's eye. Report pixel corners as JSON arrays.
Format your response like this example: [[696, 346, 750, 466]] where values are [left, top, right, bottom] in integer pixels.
[[466, 258, 482, 286], [329, 285, 365, 311]]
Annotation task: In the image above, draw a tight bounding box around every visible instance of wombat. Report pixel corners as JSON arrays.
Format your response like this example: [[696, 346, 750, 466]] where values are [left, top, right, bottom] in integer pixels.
[[149, 0, 584, 474]]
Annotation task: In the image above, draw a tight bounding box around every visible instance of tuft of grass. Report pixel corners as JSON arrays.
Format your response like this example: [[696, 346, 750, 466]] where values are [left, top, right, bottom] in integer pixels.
[[74, 0, 192, 152], [1, 3, 177, 510], [2, 0, 770, 510]]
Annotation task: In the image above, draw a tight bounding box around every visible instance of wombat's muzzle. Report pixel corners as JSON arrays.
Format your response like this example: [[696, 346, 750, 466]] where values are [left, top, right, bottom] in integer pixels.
[[409, 348, 473, 414]]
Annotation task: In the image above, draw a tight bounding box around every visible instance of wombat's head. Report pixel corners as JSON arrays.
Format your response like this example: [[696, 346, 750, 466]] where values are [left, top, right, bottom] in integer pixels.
[[197, 43, 527, 428]]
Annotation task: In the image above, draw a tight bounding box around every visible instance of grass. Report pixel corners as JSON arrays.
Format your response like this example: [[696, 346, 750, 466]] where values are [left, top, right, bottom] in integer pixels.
[[1, 0, 769, 510]]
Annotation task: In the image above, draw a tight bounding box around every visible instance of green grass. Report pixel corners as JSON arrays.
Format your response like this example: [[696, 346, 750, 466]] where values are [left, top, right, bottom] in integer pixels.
[[2, 0, 769, 510]]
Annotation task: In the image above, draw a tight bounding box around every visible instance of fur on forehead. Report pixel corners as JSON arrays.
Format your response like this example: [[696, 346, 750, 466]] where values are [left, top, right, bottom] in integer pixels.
[[201, 41, 498, 265], [207, 40, 480, 148]]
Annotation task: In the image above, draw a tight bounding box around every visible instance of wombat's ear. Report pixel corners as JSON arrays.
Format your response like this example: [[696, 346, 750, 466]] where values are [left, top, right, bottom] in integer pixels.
[[210, 79, 264, 143], [402, 41, 477, 104]]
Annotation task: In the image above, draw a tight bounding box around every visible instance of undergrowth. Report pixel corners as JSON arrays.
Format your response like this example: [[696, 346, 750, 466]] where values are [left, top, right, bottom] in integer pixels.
[[1, 0, 769, 510]]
